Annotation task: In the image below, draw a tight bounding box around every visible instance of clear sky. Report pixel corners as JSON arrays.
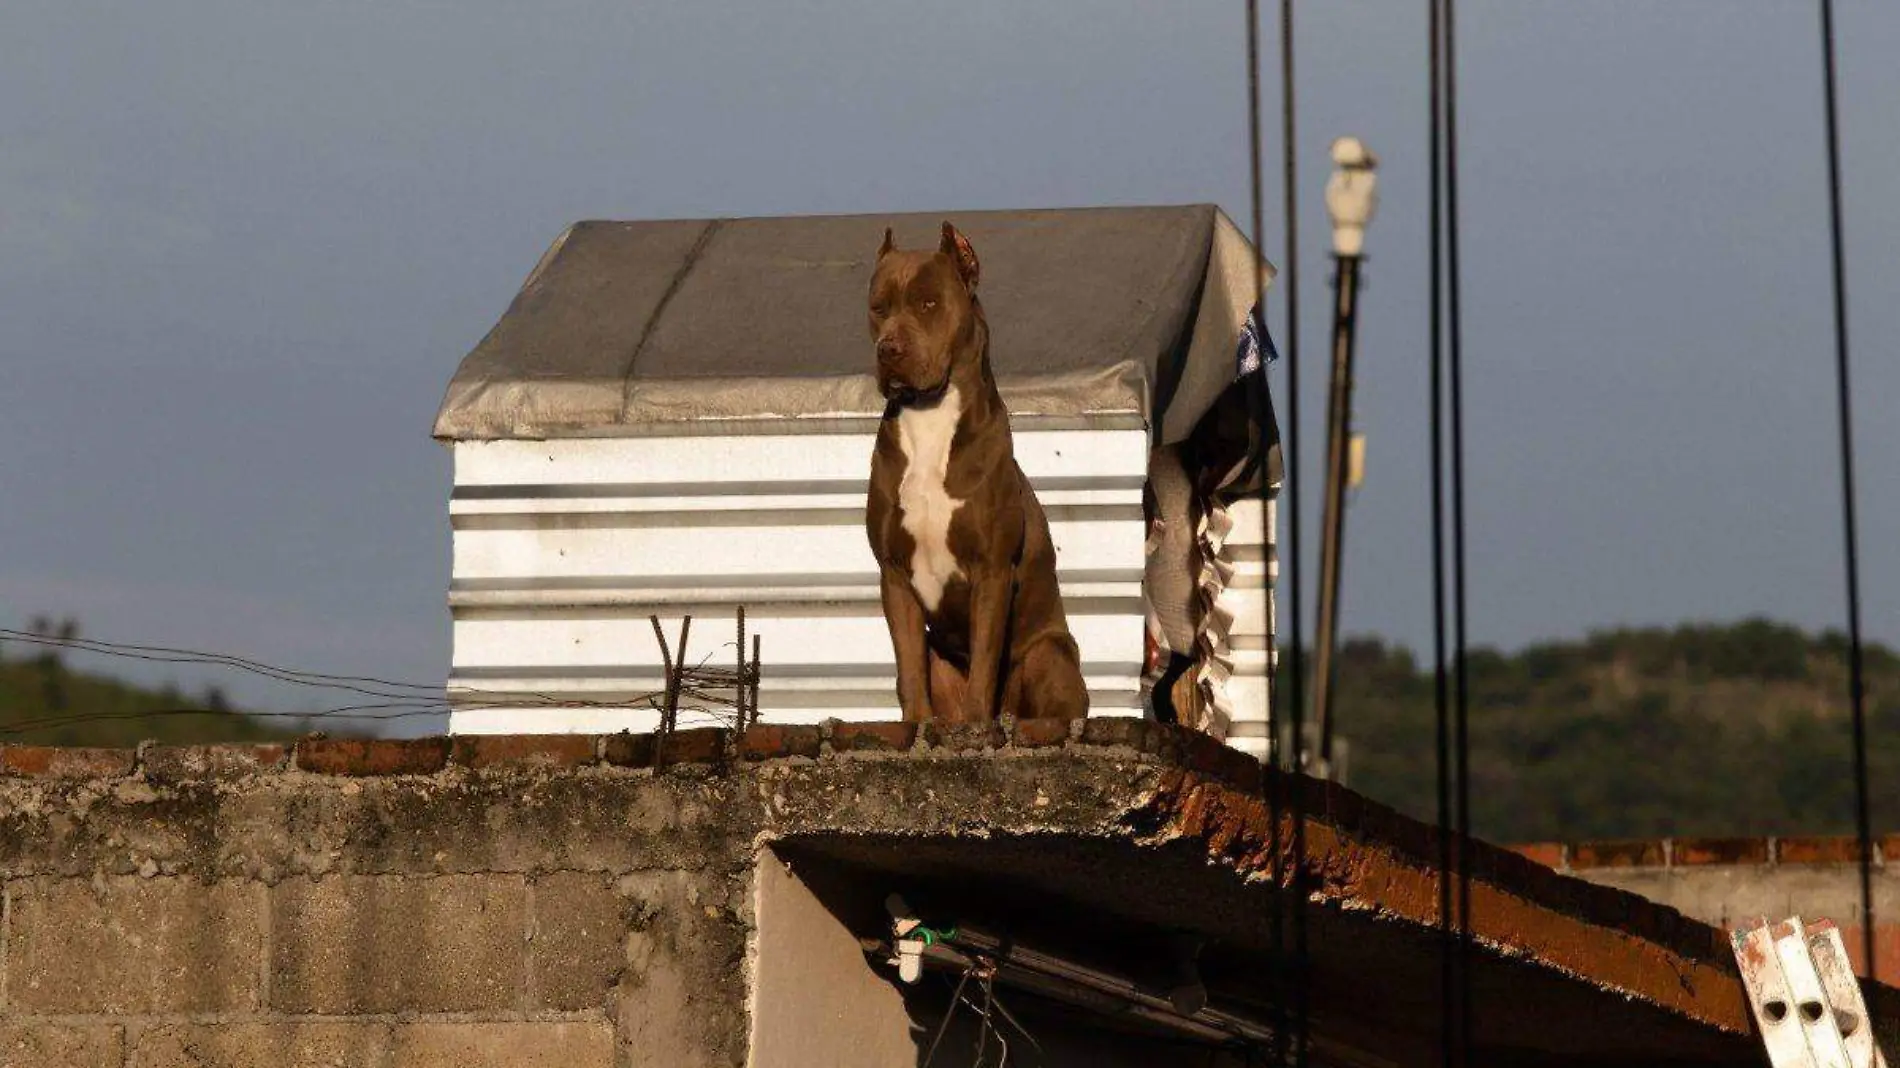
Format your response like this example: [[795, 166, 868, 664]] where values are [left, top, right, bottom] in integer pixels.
[[3, 1, 1895, 719]]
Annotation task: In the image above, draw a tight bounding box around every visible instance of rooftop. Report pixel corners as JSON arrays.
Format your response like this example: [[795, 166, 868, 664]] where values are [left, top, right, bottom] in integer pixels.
[[432, 204, 1269, 442], [1, 718, 1884, 1065]]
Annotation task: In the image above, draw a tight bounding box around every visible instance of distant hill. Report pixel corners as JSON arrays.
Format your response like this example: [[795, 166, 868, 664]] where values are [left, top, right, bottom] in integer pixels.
[[0, 639, 304, 747], [6, 618, 1891, 842], [1327, 619, 1900, 843]]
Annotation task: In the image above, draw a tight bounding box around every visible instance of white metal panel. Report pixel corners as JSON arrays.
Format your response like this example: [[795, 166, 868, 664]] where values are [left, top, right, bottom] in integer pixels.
[[447, 430, 1153, 734], [449, 670, 1145, 736], [1214, 495, 1274, 759], [453, 432, 1149, 486], [451, 610, 1140, 672], [451, 514, 1140, 582]]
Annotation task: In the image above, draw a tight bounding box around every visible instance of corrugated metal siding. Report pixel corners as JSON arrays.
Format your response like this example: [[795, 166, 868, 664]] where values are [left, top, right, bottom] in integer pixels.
[[1220, 496, 1275, 759], [448, 431, 1149, 733], [446, 430, 1274, 742]]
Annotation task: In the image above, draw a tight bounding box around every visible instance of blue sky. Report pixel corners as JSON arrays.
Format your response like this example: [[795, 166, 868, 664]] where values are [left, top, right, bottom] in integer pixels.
[[3, 1, 1895, 718]]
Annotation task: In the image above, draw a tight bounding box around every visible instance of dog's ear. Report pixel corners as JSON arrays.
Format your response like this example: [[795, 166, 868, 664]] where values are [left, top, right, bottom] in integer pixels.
[[939, 221, 980, 290], [877, 227, 896, 260]]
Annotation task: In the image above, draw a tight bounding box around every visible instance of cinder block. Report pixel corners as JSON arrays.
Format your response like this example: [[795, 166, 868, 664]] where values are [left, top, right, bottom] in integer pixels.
[[6, 878, 263, 1014], [270, 875, 526, 1013], [387, 1022, 614, 1068], [530, 872, 629, 1011], [128, 1023, 390, 1068], [0, 1025, 124, 1068], [615, 871, 749, 1067]]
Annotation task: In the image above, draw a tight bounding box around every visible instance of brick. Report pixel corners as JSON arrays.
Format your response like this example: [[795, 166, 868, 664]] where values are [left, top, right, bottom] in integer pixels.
[[141, 743, 287, 782], [830, 721, 916, 753], [6, 877, 263, 1013], [602, 731, 655, 767], [1010, 718, 1072, 748], [0, 745, 135, 780], [295, 737, 449, 776], [388, 1022, 613, 1068], [450, 734, 597, 770], [1080, 716, 1162, 752], [530, 872, 629, 1011], [270, 875, 526, 1013], [655, 727, 729, 768], [919, 720, 1002, 751], [1511, 843, 1566, 870], [128, 1023, 388, 1068], [0, 1025, 123, 1068], [1672, 837, 1770, 866], [737, 724, 822, 761], [1567, 839, 1665, 869], [1777, 836, 1867, 865]]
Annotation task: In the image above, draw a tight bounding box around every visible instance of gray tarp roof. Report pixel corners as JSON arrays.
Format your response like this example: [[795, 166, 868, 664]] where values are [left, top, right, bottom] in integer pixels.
[[433, 205, 1273, 442]]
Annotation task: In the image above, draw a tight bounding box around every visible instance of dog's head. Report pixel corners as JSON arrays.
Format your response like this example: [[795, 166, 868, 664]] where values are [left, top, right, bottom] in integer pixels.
[[868, 221, 982, 406]]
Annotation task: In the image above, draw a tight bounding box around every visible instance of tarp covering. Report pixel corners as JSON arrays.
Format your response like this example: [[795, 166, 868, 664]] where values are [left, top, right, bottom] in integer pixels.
[[433, 205, 1274, 441]]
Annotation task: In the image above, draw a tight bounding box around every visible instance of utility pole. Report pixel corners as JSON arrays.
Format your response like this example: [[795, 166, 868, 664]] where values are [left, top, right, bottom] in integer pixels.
[[1310, 136, 1379, 778]]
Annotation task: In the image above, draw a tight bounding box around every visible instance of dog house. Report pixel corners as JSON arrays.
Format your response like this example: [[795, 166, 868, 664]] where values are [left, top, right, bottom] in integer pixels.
[[433, 205, 1282, 755]]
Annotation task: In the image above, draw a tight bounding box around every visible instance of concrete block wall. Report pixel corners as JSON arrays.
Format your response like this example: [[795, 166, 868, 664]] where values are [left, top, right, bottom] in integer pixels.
[[5, 720, 1880, 1066], [0, 735, 754, 1068], [0, 719, 1223, 1068], [1513, 835, 1900, 978]]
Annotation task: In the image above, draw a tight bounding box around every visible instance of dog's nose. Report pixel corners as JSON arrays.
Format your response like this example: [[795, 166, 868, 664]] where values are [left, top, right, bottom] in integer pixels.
[[876, 336, 905, 364]]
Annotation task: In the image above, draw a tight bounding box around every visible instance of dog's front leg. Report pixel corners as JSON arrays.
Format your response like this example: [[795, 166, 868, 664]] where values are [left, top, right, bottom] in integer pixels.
[[879, 566, 933, 721], [960, 567, 1013, 722]]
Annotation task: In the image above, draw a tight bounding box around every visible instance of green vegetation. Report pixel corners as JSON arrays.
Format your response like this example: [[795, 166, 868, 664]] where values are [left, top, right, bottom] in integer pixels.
[[1328, 618, 1900, 843], [0, 619, 300, 746], [5, 615, 1890, 844]]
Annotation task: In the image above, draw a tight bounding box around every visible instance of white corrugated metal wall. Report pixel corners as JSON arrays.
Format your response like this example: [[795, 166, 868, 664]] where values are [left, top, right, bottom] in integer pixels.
[[448, 427, 1156, 733], [447, 430, 1273, 747]]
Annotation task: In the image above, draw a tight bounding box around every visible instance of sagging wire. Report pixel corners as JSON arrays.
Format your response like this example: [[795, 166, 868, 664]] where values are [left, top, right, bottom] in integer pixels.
[[1815, 0, 1875, 983], [1425, 0, 1464, 1065], [1, 627, 591, 708], [1444, 0, 1475, 1057], [916, 954, 1046, 1068], [1242, 4, 1292, 1065], [0, 618, 764, 738], [1277, 0, 1314, 1060], [0, 698, 759, 740], [921, 968, 975, 1068]]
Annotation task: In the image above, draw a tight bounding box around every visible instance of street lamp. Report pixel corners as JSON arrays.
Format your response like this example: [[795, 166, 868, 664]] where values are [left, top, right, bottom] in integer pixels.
[[1310, 136, 1379, 778]]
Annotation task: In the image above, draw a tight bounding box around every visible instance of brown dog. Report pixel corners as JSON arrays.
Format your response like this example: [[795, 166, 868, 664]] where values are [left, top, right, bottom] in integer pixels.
[[865, 222, 1089, 724]]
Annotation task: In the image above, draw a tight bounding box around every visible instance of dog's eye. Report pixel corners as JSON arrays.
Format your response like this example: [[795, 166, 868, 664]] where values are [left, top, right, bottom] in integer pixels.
[[870, 303, 889, 318], [921, 300, 937, 312]]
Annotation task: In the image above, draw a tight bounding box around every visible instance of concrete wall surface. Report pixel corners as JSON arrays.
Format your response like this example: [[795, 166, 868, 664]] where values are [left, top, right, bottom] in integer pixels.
[[1516, 836, 1900, 978], [0, 720, 1214, 1068], [0, 735, 761, 1068], [2, 722, 1875, 1068]]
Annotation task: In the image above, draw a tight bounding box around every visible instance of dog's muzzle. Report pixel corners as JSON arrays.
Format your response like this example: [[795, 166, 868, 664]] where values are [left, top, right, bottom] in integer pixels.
[[881, 373, 951, 410]]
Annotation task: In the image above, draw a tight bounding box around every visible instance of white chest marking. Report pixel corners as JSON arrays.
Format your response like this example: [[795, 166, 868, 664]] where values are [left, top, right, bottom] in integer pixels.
[[895, 386, 966, 612]]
